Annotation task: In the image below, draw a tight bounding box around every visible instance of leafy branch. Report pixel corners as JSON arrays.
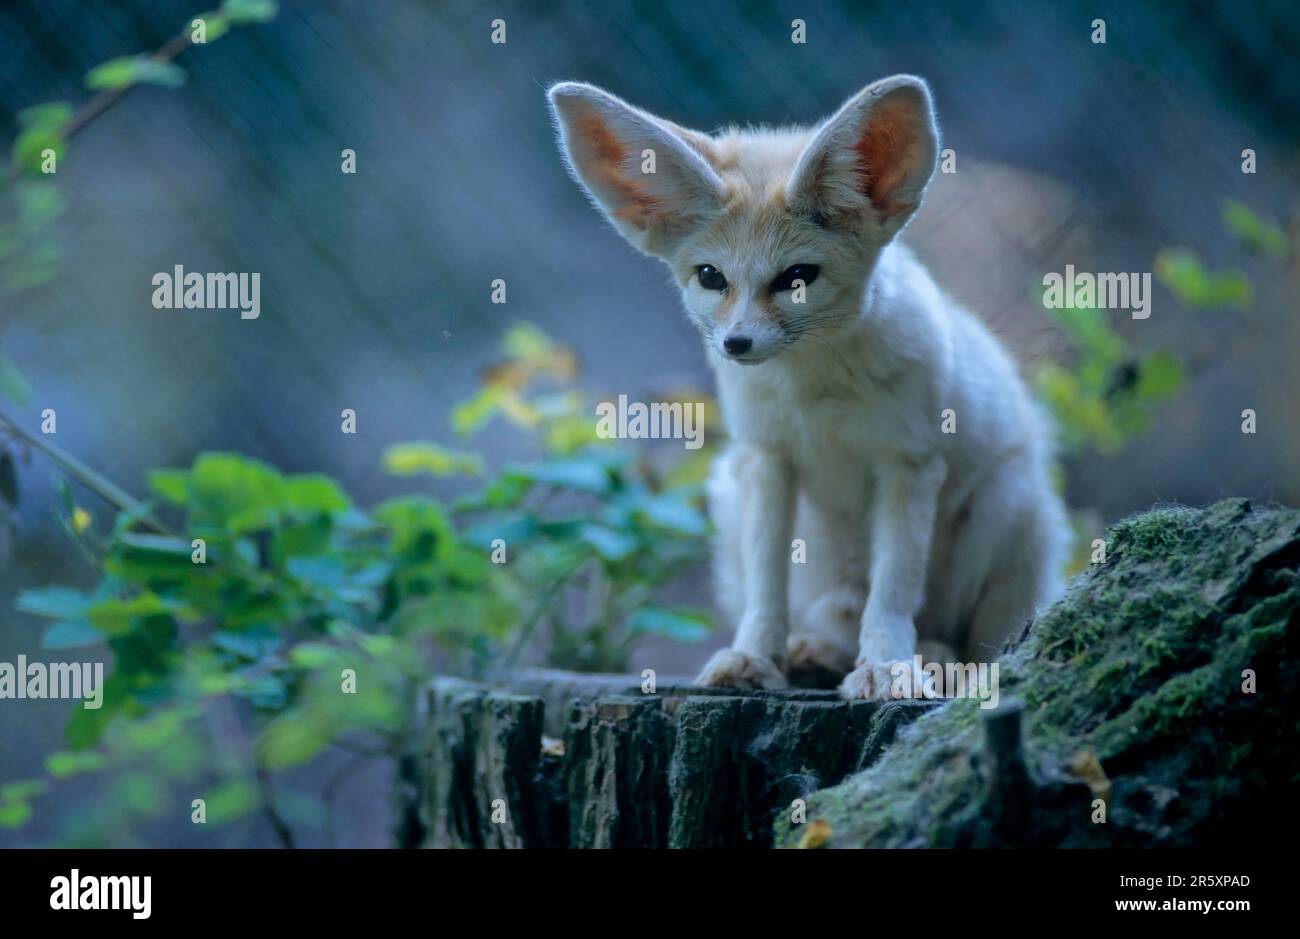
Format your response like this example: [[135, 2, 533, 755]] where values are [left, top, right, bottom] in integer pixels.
[[2, 322, 717, 845]]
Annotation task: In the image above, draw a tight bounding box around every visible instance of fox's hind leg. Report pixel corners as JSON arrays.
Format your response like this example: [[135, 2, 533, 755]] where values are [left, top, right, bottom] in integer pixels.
[[964, 487, 1068, 661], [784, 496, 864, 688]]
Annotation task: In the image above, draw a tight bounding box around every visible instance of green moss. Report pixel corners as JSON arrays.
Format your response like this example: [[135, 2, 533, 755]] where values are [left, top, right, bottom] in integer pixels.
[[776, 499, 1299, 848]]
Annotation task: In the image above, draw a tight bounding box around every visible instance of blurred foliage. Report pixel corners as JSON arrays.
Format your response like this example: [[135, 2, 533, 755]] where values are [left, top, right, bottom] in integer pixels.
[[1221, 198, 1289, 258], [1154, 248, 1252, 310], [3, 0, 721, 843], [1037, 199, 1290, 457], [451, 325, 716, 671], [2, 323, 715, 843], [0, 0, 280, 586], [0, 0, 279, 353], [1035, 305, 1186, 456]]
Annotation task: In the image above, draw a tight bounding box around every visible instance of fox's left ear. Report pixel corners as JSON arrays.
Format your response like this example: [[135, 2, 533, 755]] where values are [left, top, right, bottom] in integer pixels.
[[788, 75, 938, 239]]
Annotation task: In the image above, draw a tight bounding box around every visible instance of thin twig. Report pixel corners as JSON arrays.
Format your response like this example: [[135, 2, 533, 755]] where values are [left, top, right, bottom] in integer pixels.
[[254, 762, 295, 849], [0, 408, 168, 532], [501, 576, 567, 671], [5, 29, 195, 184]]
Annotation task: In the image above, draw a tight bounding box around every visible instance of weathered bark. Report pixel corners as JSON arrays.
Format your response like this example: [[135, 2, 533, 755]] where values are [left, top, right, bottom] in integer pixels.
[[415, 673, 935, 847]]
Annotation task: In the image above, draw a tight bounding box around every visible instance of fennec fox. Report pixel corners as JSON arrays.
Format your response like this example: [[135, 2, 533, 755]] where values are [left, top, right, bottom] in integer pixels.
[[548, 75, 1068, 699]]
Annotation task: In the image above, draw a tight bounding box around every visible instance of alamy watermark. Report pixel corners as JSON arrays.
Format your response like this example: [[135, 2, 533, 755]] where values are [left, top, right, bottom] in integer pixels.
[[890, 655, 1000, 710], [0, 654, 103, 709], [595, 394, 703, 449], [1042, 264, 1150, 319], [151, 264, 260, 319], [50, 870, 151, 919]]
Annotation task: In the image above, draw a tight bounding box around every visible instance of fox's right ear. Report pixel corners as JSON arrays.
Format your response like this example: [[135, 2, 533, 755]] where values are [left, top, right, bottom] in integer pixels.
[[788, 75, 939, 241], [547, 82, 724, 256]]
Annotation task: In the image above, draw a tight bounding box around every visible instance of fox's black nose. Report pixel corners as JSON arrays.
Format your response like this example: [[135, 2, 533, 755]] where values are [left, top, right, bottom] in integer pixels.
[[723, 335, 752, 356]]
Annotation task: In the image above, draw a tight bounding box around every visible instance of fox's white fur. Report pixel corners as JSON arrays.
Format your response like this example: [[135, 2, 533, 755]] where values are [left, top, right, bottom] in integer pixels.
[[548, 76, 1069, 698]]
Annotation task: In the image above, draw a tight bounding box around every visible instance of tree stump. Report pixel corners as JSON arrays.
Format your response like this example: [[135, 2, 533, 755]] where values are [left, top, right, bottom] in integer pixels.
[[414, 672, 935, 848]]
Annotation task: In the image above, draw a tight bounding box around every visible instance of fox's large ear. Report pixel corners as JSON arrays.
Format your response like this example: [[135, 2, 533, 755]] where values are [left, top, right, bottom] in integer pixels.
[[548, 82, 725, 256], [787, 75, 938, 239]]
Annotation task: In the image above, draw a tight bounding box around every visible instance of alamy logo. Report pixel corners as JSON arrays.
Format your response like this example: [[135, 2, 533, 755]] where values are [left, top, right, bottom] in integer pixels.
[[891, 655, 1000, 710], [0, 655, 103, 709], [151, 264, 261, 319], [1042, 264, 1151, 319], [595, 394, 704, 450], [50, 869, 151, 919]]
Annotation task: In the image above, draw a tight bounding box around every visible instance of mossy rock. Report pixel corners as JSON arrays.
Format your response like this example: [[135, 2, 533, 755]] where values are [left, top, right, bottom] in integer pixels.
[[775, 499, 1298, 847]]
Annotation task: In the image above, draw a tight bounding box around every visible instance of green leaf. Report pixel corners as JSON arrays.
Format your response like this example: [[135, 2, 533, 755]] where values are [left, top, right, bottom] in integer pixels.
[[10, 105, 72, 175], [212, 628, 282, 661], [627, 606, 713, 642], [0, 780, 46, 827], [0, 800, 32, 828], [462, 512, 536, 550], [286, 555, 388, 595], [0, 780, 45, 802], [221, 0, 279, 24], [1041, 302, 1125, 369], [86, 56, 187, 91], [1222, 199, 1288, 258], [1135, 351, 1185, 401], [121, 710, 186, 751], [1155, 248, 1251, 310], [258, 713, 331, 770], [201, 779, 259, 824], [272, 515, 332, 561], [288, 642, 335, 668], [16, 586, 93, 620], [85, 592, 172, 636], [65, 673, 125, 748], [479, 472, 533, 509], [579, 523, 639, 561], [375, 495, 455, 561], [284, 473, 351, 514], [629, 492, 708, 536], [509, 457, 612, 494], [42, 620, 104, 649], [106, 533, 200, 586], [147, 469, 189, 504], [10, 128, 64, 175], [451, 384, 507, 436], [17, 103, 73, 129], [45, 750, 105, 778], [502, 321, 556, 362], [191, 12, 233, 43], [382, 441, 483, 478], [117, 532, 195, 556], [188, 452, 287, 534]]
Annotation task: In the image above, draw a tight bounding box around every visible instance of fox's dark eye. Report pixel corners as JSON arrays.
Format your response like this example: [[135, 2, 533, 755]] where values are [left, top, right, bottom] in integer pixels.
[[696, 265, 728, 291], [771, 264, 820, 292]]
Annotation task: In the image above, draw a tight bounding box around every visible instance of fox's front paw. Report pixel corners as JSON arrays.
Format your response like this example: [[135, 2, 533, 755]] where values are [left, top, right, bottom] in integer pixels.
[[694, 648, 788, 690], [838, 658, 934, 701]]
